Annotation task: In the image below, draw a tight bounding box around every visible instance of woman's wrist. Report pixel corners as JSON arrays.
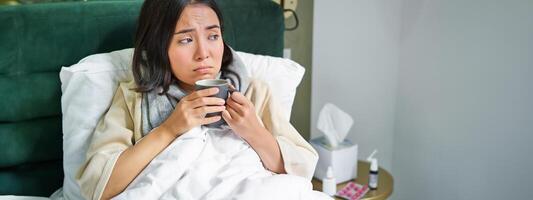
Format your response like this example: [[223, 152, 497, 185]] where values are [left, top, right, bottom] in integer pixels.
[[243, 126, 272, 148], [161, 117, 193, 137], [157, 123, 181, 139]]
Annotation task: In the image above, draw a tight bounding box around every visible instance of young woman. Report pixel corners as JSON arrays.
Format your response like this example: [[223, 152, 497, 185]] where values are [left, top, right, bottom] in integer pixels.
[[77, 0, 318, 199]]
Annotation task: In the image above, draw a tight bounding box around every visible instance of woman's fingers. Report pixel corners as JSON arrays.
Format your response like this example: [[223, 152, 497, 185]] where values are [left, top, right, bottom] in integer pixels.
[[183, 87, 219, 101], [196, 105, 225, 125], [228, 84, 236, 92], [178, 87, 255, 128], [164, 88, 225, 134], [225, 106, 241, 122], [226, 97, 244, 115], [193, 105, 225, 117], [201, 115, 221, 125], [221, 110, 232, 122], [189, 97, 225, 108], [229, 92, 248, 106]]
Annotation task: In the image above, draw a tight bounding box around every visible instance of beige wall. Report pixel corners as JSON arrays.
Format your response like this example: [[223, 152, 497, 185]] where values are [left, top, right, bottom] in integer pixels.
[[284, 0, 313, 139]]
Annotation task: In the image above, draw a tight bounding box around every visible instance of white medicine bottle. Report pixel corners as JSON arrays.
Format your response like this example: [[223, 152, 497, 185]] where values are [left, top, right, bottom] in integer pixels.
[[366, 149, 379, 190], [322, 166, 336, 196], [368, 158, 379, 190]]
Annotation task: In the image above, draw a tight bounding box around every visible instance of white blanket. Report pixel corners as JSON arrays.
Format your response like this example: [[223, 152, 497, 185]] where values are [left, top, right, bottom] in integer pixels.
[[112, 126, 331, 200]]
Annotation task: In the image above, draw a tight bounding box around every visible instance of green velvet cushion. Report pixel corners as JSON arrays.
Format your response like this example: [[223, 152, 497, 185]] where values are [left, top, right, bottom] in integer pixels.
[[0, 0, 283, 196], [0, 161, 63, 196]]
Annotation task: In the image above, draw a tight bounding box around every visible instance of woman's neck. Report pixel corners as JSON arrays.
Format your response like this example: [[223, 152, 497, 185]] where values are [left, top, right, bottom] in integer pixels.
[[178, 81, 195, 93]]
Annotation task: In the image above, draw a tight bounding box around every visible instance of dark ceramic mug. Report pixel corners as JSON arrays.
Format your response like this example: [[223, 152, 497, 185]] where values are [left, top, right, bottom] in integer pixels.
[[195, 79, 231, 127]]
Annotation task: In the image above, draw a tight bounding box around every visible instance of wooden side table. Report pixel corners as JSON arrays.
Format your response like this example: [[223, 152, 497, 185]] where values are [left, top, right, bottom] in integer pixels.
[[312, 160, 394, 200]]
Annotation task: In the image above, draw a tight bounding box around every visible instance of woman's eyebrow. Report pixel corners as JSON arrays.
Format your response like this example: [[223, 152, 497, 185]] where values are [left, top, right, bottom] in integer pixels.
[[205, 25, 220, 30], [175, 25, 220, 34]]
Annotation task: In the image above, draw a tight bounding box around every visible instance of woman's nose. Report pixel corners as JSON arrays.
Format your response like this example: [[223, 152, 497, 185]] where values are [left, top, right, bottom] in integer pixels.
[[195, 41, 209, 61]]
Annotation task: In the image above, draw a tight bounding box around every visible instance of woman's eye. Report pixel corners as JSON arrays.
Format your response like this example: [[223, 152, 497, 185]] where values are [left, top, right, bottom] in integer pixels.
[[208, 34, 220, 40], [178, 38, 193, 44]]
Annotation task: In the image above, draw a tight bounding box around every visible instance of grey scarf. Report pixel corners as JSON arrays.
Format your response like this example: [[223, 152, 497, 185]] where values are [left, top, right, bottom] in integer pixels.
[[141, 49, 249, 136]]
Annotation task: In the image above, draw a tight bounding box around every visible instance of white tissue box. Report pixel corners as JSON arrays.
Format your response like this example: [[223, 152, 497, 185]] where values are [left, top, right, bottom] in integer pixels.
[[311, 137, 358, 184]]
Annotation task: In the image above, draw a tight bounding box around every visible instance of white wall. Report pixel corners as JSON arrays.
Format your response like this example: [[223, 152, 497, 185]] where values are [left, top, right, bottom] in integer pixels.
[[393, 0, 533, 199], [313, 0, 533, 199], [312, 0, 402, 170]]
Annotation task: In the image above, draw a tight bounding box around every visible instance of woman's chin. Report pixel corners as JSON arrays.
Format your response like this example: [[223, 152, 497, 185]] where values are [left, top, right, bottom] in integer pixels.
[[195, 73, 217, 81]]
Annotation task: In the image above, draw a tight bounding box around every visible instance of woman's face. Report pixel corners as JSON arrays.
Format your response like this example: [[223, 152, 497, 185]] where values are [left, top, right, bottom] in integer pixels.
[[168, 4, 224, 92]]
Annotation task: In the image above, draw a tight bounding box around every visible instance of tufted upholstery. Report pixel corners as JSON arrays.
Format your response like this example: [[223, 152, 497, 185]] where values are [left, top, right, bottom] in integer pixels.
[[0, 0, 283, 196]]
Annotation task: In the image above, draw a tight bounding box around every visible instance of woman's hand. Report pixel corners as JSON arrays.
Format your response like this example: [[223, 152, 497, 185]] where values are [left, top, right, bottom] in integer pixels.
[[222, 91, 266, 139], [160, 87, 226, 137], [221, 89, 286, 173]]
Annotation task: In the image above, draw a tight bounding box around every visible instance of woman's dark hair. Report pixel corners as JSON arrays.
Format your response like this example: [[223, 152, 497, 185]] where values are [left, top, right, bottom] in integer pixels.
[[132, 0, 233, 94]]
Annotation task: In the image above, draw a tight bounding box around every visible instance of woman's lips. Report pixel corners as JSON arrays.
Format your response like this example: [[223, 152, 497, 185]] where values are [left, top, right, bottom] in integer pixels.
[[194, 66, 212, 74]]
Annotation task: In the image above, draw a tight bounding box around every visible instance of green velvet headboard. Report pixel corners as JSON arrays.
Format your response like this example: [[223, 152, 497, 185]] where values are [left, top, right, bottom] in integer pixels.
[[0, 0, 283, 196]]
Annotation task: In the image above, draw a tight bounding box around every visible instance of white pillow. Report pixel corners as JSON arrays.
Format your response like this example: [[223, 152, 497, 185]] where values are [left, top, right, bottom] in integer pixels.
[[235, 51, 304, 118], [58, 48, 305, 200], [59, 49, 133, 200]]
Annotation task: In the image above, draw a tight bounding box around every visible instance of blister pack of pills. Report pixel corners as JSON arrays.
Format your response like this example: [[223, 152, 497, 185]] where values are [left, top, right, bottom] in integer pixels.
[[335, 182, 369, 200]]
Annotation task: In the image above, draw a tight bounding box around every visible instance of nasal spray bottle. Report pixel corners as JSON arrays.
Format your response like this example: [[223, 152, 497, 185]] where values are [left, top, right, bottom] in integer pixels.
[[367, 150, 379, 190], [322, 166, 336, 196]]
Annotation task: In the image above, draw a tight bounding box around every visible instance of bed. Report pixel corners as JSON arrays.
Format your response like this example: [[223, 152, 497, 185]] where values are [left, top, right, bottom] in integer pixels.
[[1, 0, 289, 198]]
